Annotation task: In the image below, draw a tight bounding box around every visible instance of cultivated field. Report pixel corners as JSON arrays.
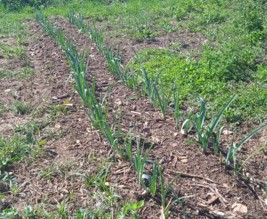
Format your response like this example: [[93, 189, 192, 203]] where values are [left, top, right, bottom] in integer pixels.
[[0, 0, 266, 218]]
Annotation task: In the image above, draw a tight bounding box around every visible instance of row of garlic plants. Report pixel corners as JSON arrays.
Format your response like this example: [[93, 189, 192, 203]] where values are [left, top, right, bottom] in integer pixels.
[[66, 9, 267, 174], [36, 12, 181, 218]]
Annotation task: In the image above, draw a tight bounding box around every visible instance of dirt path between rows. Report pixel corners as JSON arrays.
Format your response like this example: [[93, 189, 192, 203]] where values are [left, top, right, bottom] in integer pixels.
[[1, 21, 115, 215], [1, 17, 266, 218], [55, 17, 267, 218]]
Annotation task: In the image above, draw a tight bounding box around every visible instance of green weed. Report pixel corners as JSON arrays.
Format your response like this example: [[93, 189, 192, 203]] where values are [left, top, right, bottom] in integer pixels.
[[0, 134, 38, 170], [48, 103, 68, 120], [0, 43, 25, 59], [0, 208, 19, 219], [11, 101, 31, 115], [129, 48, 267, 122], [0, 103, 7, 115], [0, 67, 33, 79], [84, 165, 110, 192]]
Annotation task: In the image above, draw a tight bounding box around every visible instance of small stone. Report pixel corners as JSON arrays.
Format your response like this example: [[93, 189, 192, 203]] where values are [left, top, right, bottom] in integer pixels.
[[4, 89, 11, 93], [232, 202, 248, 214], [180, 129, 187, 137], [223, 130, 233, 135], [152, 136, 160, 144], [55, 123, 61, 129], [115, 99, 122, 106], [172, 142, 178, 147], [181, 159, 188, 163]]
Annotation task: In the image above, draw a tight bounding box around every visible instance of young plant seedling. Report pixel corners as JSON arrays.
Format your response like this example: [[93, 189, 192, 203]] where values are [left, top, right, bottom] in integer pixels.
[[225, 121, 267, 173]]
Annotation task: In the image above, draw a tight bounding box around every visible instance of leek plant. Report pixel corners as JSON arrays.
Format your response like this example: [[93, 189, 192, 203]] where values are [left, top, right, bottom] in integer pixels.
[[141, 69, 169, 116], [67, 9, 85, 32], [124, 136, 133, 162], [142, 69, 155, 104], [153, 83, 168, 117], [196, 95, 236, 152], [51, 11, 188, 211]]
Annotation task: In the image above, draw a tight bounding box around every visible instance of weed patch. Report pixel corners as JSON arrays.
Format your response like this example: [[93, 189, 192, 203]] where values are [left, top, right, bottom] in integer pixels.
[[128, 48, 267, 122], [0, 134, 39, 171], [10, 101, 31, 115]]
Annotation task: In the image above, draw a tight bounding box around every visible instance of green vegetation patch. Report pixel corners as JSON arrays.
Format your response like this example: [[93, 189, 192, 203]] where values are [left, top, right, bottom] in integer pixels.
[[11, 101, 31, 115], [129, 48, 267, 123], [2, 0, 72, 11], [0, 134, 39, 171], [0, 120, 48, 171], [0, 67, 33, 79]]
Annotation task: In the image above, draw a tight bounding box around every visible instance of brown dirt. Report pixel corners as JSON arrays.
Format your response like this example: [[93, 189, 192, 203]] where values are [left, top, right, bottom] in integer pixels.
[[0, 21, 116, 215], [1, 17, 266, 219], [0, 37, 31, 136], [104, 29, 207, 65], [0, 37, 30, 78], [55, 17, 267, 218]]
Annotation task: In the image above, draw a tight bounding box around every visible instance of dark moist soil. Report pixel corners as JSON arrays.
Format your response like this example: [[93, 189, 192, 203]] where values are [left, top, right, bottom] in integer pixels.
[[55, 17, 267, 218]]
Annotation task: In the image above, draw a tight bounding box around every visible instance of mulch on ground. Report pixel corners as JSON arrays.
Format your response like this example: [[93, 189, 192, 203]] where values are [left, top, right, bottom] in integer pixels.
[[1, 21, 116, 215], [55, 17, 267, 218], [1, 16, 266, 218]]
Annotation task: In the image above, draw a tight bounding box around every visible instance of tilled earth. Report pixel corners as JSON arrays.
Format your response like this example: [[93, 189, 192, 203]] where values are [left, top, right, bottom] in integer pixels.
[[1, 17, 266, 218]]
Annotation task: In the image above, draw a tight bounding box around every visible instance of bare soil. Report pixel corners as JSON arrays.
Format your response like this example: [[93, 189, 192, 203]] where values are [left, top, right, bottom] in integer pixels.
[[1, 18, 266, 218], [1, 21, 112, 215], [56, 18, 267, 218]]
